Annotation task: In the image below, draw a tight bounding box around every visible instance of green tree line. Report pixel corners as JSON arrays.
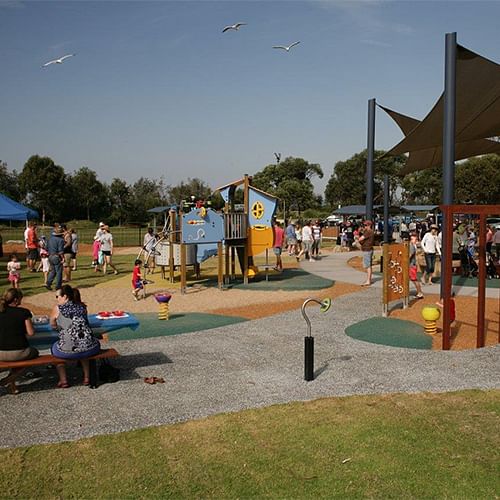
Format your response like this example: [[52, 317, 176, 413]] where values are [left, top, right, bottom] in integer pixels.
[[1, 152, 498, 225]]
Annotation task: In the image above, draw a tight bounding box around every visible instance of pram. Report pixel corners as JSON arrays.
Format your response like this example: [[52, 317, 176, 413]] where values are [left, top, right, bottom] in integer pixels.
[[465, 247, 478, 277], [486, 252, 499, 279]]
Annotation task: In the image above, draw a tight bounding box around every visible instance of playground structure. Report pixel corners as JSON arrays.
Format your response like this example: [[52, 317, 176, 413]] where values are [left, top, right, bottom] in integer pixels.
[[137, 175, 278, 294]]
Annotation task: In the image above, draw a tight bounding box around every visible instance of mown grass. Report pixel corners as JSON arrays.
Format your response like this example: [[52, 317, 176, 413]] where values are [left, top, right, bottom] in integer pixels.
[[0, 390, 498, 498], [0, 254, 135, 298]]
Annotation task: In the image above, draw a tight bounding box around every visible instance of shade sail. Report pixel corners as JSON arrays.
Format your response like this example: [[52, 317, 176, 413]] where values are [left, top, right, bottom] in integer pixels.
[[0, 193, 38, 220], [380, 105, 500, 174], [387, 45, 500, 159]]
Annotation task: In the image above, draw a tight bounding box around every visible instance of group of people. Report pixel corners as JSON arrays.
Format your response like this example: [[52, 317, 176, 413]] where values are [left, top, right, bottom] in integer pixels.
[[271, 220, 323, 272], [0, 285, 101, 392], [5, 221, 80, 290], [4, 221, 121, 292]]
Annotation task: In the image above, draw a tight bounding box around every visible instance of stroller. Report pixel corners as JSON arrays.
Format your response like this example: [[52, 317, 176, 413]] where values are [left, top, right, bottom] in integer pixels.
[[486, 252, 499, 279], [465, 247, 479, 278]]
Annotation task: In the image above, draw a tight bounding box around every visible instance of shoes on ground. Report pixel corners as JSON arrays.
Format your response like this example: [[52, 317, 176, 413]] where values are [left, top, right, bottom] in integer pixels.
[[415, 293, 424, 299]]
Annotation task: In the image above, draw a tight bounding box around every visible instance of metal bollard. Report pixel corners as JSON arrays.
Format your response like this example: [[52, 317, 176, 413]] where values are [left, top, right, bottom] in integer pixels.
[[301, 298, 332, 381]]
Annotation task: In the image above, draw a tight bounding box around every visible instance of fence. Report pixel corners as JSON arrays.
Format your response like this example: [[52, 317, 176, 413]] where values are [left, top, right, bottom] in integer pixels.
[[0, 226, 149, 247]]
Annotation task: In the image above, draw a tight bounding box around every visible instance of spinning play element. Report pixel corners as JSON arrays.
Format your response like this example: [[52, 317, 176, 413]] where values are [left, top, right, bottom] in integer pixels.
[[155, 293, 172, 320], [301, 298, 332, 381], [422, 306, 441, 335]]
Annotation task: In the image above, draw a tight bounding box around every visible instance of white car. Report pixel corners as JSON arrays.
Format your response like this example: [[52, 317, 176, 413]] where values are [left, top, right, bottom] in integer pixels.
[[487, 217, 500, 230]]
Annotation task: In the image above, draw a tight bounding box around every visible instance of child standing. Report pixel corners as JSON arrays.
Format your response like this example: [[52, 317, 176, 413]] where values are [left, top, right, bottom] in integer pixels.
[[132, 259, 143, 301], [7, 254, 21, 288], [39, 236, 50, 286]]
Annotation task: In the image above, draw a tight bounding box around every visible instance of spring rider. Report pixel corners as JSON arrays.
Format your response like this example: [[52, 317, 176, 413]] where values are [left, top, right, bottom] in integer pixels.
[[155, 292, 172, 320], [421, 306, 441, 335]]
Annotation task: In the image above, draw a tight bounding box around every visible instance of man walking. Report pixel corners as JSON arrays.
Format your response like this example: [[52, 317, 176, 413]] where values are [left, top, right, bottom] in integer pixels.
[[26, 221, 39, 272], [46, 226, 65, 290], [285, 220, 297, 256], [358, 220, 375, 286]]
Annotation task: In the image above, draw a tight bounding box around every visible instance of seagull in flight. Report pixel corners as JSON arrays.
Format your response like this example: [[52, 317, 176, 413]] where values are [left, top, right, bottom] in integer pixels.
[[42, 54, 76, 68], [272, 41, 300, 52], [222, 22, 247, 33]]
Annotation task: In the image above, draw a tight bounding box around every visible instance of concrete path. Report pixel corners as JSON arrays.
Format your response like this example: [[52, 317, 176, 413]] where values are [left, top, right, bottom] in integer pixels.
[[0, 252, 498, 449]]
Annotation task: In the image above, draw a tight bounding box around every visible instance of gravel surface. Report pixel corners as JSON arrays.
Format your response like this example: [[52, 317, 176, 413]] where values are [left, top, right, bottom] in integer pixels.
[[1, 285, 498, 449]]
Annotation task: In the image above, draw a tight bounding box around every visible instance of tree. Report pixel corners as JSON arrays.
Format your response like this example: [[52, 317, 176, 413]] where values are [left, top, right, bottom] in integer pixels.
[[455, 154, 500, 204], [18, 155, 68, 223], [252, 157, 323, 215], [324, 150, 405, 208], [400, 167, 442, 205], [0, 160, 20, 200], [167, 178, 212, 206], [129, 177, 167, 223], [68, 167, 108, 221], [108, 178, 131, 226]]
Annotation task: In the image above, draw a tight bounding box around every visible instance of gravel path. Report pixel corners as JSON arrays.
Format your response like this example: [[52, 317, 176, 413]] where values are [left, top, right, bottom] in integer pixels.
[[1, 278, 499, 449]]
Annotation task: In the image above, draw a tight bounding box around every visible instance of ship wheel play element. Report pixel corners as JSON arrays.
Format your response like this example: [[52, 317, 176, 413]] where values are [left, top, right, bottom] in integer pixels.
[[251, 201, 264, 219]]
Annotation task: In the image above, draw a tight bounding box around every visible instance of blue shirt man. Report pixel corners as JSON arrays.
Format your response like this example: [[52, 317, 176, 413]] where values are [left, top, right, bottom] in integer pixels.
[[46, 227, 65, 290]]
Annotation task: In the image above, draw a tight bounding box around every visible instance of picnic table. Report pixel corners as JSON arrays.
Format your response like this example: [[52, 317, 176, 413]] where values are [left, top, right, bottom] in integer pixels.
[[32, 313, 140, 347]]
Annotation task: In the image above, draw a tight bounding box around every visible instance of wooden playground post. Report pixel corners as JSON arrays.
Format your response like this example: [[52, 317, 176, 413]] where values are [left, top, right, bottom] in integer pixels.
[[231, 246, 236, 279], [217, 241, 223, 290], [243, 174, 250, 285], [168, 209, 176, 283], [477, 213, 486, 347], [180, 242, 187, 295]]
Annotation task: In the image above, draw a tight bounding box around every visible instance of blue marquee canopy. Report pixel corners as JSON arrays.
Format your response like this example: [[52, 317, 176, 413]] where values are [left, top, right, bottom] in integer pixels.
[[0, 193, 39, 221]]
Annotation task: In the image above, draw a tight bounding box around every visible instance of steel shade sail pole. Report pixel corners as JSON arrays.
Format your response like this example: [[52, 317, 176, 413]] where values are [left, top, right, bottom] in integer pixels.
[[366, 98, 376, 222], [441, 32, 457, 350], [383, 174, 390, 243]]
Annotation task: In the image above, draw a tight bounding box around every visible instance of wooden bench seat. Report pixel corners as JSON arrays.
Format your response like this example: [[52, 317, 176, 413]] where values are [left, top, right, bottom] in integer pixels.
[[0, 348, 120, 394]]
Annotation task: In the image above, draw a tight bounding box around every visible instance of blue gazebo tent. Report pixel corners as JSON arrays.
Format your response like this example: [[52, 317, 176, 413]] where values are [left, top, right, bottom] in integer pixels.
[[0, 193, 39, 220]]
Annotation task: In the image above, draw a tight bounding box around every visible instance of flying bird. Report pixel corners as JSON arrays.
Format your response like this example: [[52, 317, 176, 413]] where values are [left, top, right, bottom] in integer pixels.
[[42, 54, 76, 68], [222, 22, 247, 33], [272, 41, 300, 52]]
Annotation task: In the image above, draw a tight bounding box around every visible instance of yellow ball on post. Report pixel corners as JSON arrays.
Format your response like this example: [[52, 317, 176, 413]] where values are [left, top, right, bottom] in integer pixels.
[[422, 306, 441, 335]]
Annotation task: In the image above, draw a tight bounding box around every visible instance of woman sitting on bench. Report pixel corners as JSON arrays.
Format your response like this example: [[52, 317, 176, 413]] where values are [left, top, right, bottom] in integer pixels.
[[0, 288, 39, 362], [50, 285, 100, 388]]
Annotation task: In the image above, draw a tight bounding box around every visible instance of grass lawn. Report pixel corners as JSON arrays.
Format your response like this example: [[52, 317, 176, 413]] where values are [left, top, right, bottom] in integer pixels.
[[0, 254, 135, 298], [1, 390, 498, 498]]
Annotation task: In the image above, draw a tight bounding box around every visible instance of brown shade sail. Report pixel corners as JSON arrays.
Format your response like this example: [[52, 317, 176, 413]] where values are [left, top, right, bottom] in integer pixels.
[[380, 105, 500, 175], [386, 45, 500, 162]]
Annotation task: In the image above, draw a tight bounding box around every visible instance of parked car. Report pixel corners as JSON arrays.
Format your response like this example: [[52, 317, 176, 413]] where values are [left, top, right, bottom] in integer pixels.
[[487, 217, 500, 230]]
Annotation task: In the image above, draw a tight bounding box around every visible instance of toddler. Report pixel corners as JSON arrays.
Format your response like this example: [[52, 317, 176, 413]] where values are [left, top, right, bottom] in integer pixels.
[[132, 259, 143, 301], [7, 254, 21, 288], [39, 236, 49, 286]]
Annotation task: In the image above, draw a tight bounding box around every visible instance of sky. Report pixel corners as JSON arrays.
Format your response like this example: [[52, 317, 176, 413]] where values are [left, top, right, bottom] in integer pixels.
[[1, 0, 499, 197]]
